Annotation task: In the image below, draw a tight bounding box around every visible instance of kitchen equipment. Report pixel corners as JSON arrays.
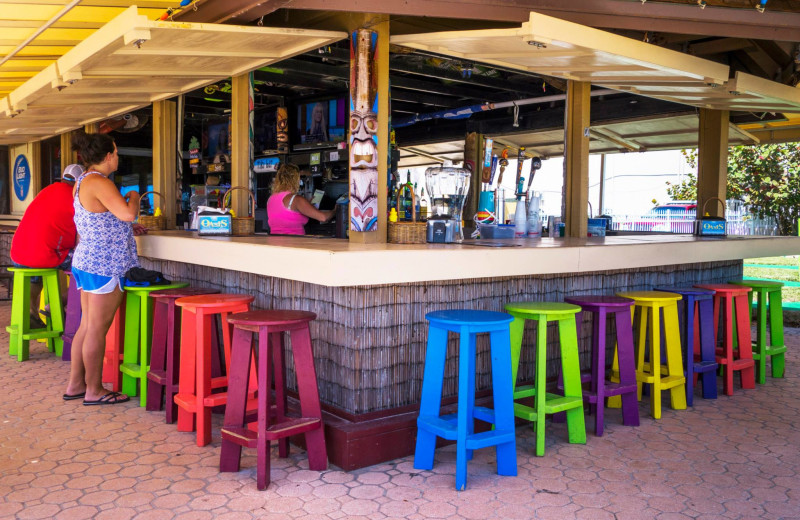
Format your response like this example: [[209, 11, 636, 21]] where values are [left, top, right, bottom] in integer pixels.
[[424, 166, 471, 243], [335, 199, 349, 239]]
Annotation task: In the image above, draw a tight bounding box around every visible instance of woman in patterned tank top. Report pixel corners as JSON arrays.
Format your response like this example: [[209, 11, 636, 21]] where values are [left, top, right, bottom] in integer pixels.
[[64, 132, 141, 406]]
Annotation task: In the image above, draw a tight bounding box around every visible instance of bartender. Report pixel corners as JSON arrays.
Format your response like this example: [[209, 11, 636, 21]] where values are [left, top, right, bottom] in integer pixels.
[[267, 163, 334, 235]]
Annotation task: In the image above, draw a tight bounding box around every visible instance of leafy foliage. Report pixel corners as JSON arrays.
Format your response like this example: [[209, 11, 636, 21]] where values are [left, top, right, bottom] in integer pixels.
[[668, 144, 800, 235]]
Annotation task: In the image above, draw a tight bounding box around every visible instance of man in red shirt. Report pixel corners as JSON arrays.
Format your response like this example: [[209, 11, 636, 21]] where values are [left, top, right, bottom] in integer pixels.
[[10, 164, 83, 326]]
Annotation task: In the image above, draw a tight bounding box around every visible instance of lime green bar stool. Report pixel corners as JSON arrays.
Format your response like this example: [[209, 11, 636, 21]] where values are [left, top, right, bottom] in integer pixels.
[[120, 282, 189, 407], [730, 279, 786, 383], [616, 291, 686, 419], [505, 301, 586, 456], [6, 267, 64, 361]]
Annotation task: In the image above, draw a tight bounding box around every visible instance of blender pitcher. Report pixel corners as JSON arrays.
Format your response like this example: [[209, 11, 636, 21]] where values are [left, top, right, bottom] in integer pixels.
[[424, 166, 471, 242]]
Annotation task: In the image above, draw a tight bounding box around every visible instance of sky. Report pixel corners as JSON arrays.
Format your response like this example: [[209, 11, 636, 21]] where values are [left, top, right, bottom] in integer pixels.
[[407, 148, 697, 221]]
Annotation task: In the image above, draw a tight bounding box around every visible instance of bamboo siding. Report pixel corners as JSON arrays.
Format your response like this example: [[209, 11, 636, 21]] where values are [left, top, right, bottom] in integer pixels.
[[139, 255, 742, 415]]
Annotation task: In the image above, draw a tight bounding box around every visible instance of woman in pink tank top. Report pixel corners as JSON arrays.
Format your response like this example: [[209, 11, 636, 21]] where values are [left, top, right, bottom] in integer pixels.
[[267, 163, 334, 235]]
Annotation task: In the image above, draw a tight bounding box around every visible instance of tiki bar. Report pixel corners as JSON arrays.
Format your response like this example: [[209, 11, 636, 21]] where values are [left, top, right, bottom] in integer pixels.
[[2, 0, 800, 485]]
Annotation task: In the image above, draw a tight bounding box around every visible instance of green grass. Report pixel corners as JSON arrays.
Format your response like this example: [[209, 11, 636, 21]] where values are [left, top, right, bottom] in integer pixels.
[[743, 256, 800, 302]]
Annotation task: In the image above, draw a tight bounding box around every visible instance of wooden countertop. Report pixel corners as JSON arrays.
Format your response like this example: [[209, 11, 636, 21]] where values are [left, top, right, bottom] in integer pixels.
[[135, 231, 800, 287]]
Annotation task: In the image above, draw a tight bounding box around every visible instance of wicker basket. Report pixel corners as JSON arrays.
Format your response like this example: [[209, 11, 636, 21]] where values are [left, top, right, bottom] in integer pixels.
[[388, 185, 426, 244], [138, 191, 166, 230], [222, 186, 256, 236]]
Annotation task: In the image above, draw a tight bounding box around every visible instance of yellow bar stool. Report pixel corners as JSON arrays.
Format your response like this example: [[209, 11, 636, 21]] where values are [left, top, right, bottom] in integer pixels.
[[615, 291, 686, 419]]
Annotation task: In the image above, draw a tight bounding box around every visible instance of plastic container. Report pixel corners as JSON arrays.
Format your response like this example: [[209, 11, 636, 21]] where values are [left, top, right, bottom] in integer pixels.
[[479, 223, 516, 239]]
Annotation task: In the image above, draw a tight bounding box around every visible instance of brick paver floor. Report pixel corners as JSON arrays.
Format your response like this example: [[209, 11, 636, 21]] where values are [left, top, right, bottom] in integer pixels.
[[1, 300, 799, 520]]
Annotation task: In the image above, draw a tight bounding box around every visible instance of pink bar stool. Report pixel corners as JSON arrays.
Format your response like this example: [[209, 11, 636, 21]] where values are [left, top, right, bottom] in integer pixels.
[[174, 293, 254, 447], [102, 301, 126, 392], [146, 287, 221, 423], [220, 309, 327, 490], [694, 283, 755, 396]]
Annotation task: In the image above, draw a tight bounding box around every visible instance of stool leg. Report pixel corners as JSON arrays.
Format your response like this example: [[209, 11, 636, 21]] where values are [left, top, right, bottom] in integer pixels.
[[697, 299, 718, 400], [166, 301, 182, 423], [272, 331, 289, 458], [465, 330, 476, 462], [256, 328, 273, 491], [683, 296, 696, 406], [721, 296, 734, 396], [177, 308, 197, 433], [146, 299, 168, 412], [455, 325, 473, 490], [754, 291, 768, 384], [593, 309, 606, 436], [650, 306, 663, 419], [47, 273, 64, 357], [615, 308, 639, 428], [220, 326, 253, 474], [735, 295, 755, 390], [102, 304, 124, 392], [292, 325, 327, 472], [414, 325, 447, 471], [196, 311, 213, 446], [534, 316, 547, 457], [138, 294, 155, 407], [488, 327, 517, 478], [664, 303, 686, 411], [768, 289, 785, 378], [559, 316, 586, 445], [9, 273, 29, 360], [509, 316, 525, 390], [636, 307, 648, 401]]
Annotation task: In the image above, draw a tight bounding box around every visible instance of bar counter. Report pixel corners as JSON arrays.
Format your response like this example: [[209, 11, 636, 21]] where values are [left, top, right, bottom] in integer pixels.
[[134, 231, 800, 286]]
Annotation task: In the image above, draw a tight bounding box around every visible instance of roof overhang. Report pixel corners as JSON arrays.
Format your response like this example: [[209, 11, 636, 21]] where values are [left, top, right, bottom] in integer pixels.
[[391, 12, 800, 115], [0, 6, 347, 145]]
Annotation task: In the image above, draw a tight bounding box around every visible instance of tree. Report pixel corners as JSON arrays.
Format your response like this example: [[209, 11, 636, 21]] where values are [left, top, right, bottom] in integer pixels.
[[668, 143, 800, 235]]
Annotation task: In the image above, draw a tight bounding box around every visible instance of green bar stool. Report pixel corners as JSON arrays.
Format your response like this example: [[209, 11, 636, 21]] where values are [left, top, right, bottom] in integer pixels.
[[730, 279, 786, 383], [6, 267, 64, 361], [120, 282, 189, 407], [505, 301, 586, 456]]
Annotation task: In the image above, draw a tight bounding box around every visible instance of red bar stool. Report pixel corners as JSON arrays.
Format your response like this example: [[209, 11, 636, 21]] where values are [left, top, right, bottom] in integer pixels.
[[174, 293, 254, 447], [146, 287, 221, 423], [102, 302, 126, 392], [220, 310, 327, 490], [694, 283, 755, 396]]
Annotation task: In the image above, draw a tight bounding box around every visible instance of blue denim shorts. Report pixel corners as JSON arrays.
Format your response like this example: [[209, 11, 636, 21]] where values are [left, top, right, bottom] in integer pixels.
[[12, 251, 73, 283], [72, 268, 126, 295]]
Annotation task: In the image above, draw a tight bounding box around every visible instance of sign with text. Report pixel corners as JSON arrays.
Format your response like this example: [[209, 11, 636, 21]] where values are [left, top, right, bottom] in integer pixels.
[[13, 154, 31, 201], [197, 213, 231, 235]]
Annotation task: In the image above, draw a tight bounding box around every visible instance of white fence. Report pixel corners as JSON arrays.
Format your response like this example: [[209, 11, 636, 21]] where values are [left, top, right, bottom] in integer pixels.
[[608, 201, 778, 236]]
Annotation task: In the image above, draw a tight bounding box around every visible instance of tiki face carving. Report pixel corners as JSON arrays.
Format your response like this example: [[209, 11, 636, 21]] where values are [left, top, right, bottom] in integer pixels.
[[350, 109, 378, 168]]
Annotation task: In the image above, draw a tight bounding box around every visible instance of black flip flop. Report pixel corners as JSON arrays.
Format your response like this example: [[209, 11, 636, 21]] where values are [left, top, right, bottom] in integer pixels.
[[62, 392, 86, 401], [83, 392, 130, 406]]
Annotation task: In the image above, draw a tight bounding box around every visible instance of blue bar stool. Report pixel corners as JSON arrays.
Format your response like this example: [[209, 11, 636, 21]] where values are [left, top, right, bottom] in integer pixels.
[[414, 309, 517, 491], [655, 287, 718, 405]]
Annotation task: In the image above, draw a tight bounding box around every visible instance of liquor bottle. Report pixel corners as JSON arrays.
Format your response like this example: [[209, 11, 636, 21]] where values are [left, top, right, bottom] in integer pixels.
[[413, 182, 421, 220], [402, 171, 413, 220], [419, 187, 429, 221]]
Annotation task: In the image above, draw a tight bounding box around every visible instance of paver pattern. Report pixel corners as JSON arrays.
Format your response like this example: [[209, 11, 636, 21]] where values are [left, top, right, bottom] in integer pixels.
[[1, 300, 799, 520]]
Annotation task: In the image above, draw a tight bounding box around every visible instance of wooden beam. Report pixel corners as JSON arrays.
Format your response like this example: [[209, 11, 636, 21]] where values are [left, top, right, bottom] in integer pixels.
[[697, 108, 729, 218], [231, 73, 252, 220], [59, 130, 76, 172], [563, 80, 590, 238], [152, 99, 177, 229]]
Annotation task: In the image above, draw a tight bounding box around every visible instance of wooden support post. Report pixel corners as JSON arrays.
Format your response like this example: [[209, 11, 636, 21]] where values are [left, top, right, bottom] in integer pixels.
[[83, 123, 98, 134], [697, 108, 729, 218], [231, 73, 252, 219], [563, 80, 590, 238], [464, 132, 482, 224], [153, 100, 177, 229], [60, 131, 77, 172], [348, 15, 389, 243]]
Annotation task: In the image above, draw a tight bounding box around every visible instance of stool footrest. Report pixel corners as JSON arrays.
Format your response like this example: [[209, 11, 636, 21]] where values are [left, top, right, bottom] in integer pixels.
[[754, 345, 787, 357], [211, 376, 228, 390], [465, 429, 515, 450], [222, 417, 322, 448], [471, 406, 496, 425], [585, 382, 637, 400], [120, 362, 145, 376], [716, 357, 755, 370], [513, 384, 535, 400], [418, 415, 459, 440], [21, 329, 61, 340], [147, 370, 167, 385], [693, 360, 718, 373], [514, 392, 583, 420]]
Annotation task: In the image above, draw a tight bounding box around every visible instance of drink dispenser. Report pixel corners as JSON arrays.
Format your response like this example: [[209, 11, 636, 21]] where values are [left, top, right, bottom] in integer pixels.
[[424, 166, 471, 243]]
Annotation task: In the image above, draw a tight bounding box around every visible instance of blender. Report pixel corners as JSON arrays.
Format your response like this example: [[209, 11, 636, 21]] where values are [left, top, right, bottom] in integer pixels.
[[424, 166, 471, 243]]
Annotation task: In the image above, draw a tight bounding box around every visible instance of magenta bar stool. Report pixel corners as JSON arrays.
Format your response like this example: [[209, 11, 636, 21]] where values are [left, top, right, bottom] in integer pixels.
[[564, 295, 639, 436], [61, 271, 81, 361]]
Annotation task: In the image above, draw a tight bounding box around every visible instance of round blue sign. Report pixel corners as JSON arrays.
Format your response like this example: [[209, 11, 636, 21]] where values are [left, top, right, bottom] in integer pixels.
[[13, 154, 31, 201]]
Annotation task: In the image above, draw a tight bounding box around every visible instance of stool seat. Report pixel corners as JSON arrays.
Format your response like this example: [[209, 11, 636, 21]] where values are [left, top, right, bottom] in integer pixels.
[[150, 287, 217, 299], [564, 295, 634, 310], [618, 291, 681, 302], [694, 283, 751, 296], [730, 279, 785, 383], [119, 282, 189, 407], [228, 309, 316, 327], [175, 294, 254, 308], [426, 309, 514, 327], [505, 301, 581, 315], [6, 267, 64, 361], [415, 309, 517, 490], [654, 286, 714, 298]]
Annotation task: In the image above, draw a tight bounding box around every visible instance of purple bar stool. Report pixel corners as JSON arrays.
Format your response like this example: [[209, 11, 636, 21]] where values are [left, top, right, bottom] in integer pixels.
[[564, 295, 639, 436], [145, 287, 221, 423], [61, 271, 81, 361], [655, 286, 718, 406]]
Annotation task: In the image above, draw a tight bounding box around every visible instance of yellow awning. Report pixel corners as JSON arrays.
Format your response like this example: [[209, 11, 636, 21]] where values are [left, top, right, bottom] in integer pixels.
[[0, 6, 347, 144], [391, 12, 800, 114]]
